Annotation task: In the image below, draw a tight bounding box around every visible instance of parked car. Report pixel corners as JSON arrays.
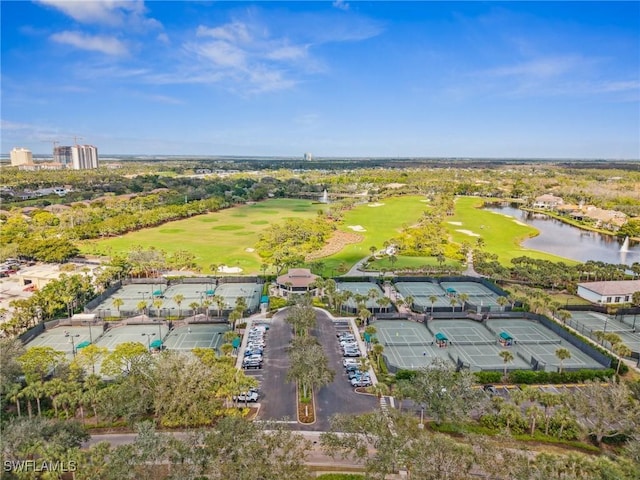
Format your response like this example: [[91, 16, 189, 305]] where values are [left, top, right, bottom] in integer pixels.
[[242, 360, 262, 370], [351, 376, 372, 387], [348, 369, 366, 380], [343, 358, 359, 368], [233, 389, 259, 402], [483, 385, 498, 395], [343, 349, 360, 357]]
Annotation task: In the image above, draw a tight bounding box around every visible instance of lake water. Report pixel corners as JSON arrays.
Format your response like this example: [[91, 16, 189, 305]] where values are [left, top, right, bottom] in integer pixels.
[[484, 205, 640, 266]]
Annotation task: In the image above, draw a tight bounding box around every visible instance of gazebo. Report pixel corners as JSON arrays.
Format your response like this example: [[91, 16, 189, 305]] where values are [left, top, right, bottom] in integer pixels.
[[498, 331, 513, 347], [435, 332, 448, 348], [276, 268, 319, 297]]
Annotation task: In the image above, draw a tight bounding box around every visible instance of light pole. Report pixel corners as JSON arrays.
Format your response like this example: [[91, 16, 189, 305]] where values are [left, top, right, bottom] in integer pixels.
[[142, 332, 156, 351], [66, 333, 80, 358]]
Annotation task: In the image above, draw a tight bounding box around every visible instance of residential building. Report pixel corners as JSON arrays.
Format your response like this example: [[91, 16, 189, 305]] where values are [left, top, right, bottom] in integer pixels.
[[577, 280, 640, 305], [71, 145, 99, 170], [532, 194, 564, 209], [10, 147, 33, 167]]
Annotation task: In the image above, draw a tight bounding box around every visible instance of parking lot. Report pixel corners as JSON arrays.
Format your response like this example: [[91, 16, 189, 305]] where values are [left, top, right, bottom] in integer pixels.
[[253, 309, 377, 429]]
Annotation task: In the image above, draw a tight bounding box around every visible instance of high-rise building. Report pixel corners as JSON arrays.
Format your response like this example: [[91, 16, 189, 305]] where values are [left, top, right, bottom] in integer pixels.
[[304, 152, 313, 161], [70, 145, 99, 170], [10, 147, 34, 167], [53, 146, 73, 166]]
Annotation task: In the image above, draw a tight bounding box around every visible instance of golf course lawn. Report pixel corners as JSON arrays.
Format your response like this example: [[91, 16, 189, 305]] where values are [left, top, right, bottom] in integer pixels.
[[446, 196, 577, 264], [81, 195, 574, 276], [319, 196, 430, 275], [80, 198, 326, 274]]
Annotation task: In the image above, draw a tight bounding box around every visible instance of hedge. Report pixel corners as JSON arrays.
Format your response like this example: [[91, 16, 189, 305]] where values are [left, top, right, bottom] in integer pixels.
[[508, 368, 615, 385]]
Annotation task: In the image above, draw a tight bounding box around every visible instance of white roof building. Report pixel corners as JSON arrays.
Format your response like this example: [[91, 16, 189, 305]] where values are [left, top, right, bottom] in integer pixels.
[[577, 280, 640, 305]]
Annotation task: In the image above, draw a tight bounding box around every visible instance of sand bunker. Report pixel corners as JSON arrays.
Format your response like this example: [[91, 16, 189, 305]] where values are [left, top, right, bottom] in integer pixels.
[[448, 221, 463, 226], [367, 203, 385, 207], [218, 265, 243, 273], [513, 220, 527, 226], [456, 229, 480, 237], [348, 225, 367, 232], [245, 248, 255, 252]]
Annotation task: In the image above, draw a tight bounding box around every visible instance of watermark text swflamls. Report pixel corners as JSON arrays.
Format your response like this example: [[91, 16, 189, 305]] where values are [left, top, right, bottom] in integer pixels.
[[4, 460, 77, 473]]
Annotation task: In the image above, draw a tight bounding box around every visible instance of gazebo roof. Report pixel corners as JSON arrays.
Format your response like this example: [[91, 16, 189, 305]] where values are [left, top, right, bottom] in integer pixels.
[[276, 268, 319, 288]]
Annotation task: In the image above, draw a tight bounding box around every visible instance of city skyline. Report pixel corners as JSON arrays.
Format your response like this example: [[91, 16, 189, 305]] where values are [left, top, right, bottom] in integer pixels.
[[1, 1, 639, 159]]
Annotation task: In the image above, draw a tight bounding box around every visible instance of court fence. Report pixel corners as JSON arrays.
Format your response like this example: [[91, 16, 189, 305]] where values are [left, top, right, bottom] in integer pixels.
[[563, 316, 639, 358]]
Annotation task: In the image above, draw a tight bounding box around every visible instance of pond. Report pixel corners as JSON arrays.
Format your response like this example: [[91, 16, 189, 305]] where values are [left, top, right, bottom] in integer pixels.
[[485, 205, 640, 266]]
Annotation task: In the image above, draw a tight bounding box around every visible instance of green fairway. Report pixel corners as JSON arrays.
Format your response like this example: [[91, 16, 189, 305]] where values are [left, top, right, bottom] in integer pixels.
[[81, 195, 575, 278], [80, 198, 325, 274], [321, 197, 428, 275], [446, 197, 577, 264]]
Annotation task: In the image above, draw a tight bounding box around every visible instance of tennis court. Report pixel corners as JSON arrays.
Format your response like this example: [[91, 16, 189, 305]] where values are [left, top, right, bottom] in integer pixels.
[[395, 281, 451, 310], [163, 324, 229, 351], [456, 343, 530, 371], [337, 282, 385, 312], [95, 323, 169, 350], [25, 326, 95, 359], [486, 318, 560, 345], [93, 281, 260, 318], [213, 282, 261, 311], [440, 281, 496, 297], [428, 319, 496, 345], [516, 341, 603, 372], [565, 311, 640, 354], [375, 320, 447, 369]]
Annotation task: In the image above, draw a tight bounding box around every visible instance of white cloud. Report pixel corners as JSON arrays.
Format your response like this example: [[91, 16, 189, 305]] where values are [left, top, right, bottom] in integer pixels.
[[266, 45, 308, 61], [333, 1, 350, 11], [39, 0, 144, 25], [188, 40, 247, 68], [484, 56, 585, 79], [197, 22, 252, 44], [51, 31, 128, 56]]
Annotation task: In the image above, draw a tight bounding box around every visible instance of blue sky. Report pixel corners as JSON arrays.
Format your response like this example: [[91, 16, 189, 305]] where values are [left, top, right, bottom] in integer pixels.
[[1, 1, 639, 158]]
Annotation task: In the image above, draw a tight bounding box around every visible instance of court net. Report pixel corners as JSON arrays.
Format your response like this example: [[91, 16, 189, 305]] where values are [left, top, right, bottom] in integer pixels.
[[384, 341, 431, 347], [515, 339, 562, 346]]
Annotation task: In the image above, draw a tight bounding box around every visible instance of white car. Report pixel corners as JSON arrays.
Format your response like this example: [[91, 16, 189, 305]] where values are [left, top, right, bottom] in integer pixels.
[[233, 389, 259, 402]]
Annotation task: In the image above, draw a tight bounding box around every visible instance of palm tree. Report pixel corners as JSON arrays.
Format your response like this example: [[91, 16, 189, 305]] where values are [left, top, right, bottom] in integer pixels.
[[189, 301, 199, 316], [499, 350, 514, 379], [220, 343, 234, 356], [557, 309, 571, 325], [496, 296, 509, 312], [153, 298, 163, 318], [372, 343, 385, 369], [555, 348, 571, 374], [429, 295, 438, 314], [112, 297, 124, 317], [369, 245, 377, 257], [388, 254, 397, 271], [136, 300, 147, 316], [449, 296, 458, 312], [173, 294, 185, 318], [458, 293, 469, 310], [613, 343, 632, 376]]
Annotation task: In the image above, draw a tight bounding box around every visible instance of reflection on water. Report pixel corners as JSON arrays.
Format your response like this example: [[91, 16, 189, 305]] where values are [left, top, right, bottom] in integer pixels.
[[484, 205, 640, 265]]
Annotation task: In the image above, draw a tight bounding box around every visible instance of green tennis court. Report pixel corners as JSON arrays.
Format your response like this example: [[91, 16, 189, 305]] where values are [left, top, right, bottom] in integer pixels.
[[337, 282, 385, 312], [25, 326, 95, 359], [163, 324, 229, 351], [485, 318, 560, 344], [565, 311, 640, 353], [428, 319, 496, 345], [95, 323, 169, 350]]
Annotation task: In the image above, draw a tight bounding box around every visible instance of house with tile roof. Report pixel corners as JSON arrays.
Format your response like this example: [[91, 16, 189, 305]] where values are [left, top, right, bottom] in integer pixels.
[[577, 280, 640, 305]]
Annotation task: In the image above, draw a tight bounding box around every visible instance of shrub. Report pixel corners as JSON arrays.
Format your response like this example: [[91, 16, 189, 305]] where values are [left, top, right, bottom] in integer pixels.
[[395, 370, 417, 381], [268, 297, 288, 311], [474, 371, 502, 384]]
